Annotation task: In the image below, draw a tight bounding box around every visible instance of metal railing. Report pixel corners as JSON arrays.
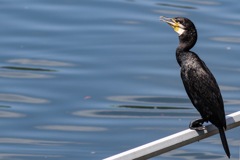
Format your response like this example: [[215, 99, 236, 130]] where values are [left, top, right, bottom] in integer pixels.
[[103, 111, 240, 160]]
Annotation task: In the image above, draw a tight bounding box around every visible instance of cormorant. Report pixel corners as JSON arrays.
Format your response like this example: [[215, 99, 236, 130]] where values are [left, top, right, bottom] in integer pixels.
[[160, 16, 230, 158]]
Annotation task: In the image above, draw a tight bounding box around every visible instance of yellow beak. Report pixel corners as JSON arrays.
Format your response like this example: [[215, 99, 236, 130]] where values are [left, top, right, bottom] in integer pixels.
[[160, 16, 185, 36]]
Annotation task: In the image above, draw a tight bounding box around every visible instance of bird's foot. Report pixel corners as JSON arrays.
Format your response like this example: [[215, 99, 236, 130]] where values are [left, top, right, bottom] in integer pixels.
[[189, 119, 206, 131]]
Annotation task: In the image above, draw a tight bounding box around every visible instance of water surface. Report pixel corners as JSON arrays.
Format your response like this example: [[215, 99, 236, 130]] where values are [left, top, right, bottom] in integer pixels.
[[0, 0, 240, 160]]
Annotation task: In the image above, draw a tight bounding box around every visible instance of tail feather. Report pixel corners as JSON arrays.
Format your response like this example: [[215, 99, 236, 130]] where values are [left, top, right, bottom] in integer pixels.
[[219, 127, 230, 158]]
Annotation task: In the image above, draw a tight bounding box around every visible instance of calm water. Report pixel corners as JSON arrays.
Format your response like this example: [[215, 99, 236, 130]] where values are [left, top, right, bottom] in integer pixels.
[[0, 0, 239, 160]]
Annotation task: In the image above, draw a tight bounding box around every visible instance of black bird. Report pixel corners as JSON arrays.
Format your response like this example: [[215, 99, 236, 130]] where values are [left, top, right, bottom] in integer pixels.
[[160, 16, 230, 158]]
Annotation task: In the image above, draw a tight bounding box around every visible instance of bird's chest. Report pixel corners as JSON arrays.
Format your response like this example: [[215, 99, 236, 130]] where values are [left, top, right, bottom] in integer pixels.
[[180, 59, 201, 80]]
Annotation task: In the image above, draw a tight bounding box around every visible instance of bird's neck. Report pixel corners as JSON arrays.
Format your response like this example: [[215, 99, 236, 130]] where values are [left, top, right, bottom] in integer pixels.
[[176, 47, 194, 67], [178, 29, 197, 51], [176, 47, 186, 66], [176, 30, 197, 66]]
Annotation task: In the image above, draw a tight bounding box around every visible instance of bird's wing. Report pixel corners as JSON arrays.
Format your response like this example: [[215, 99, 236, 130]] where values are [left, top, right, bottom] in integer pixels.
[[181, 55, 225, 127]]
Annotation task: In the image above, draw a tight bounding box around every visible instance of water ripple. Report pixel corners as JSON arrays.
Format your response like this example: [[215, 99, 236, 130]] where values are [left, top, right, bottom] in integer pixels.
[[0, 153, 61, 159], [107, 95, 190, 104], [36, 125, 107, 132], [73, 109, 196, 119], [0, 70, 53, 79], [182, 0, 220, 5], [8, 58, 74, 67], [211, 36, 240, 43], [156, 3, 196, 9], [221, 85, 240, 91], [0, 137, 77, 145], [0, 111, 25, 118], [0, 93, 49, 104], [2, 66, 56, 72], [153, 9, 186, 16]]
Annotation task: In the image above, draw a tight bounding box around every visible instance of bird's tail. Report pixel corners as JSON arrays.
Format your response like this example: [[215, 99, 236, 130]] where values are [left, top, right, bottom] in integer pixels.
[[219, 127, 230, 158]]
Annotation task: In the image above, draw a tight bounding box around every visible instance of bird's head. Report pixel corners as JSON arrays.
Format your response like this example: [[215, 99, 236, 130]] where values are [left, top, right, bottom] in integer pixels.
[[160, 16, 196, 36], [160, 16, 197, 50]]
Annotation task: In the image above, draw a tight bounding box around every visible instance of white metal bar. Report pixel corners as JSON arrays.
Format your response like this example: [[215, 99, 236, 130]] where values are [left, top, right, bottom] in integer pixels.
[[103, 111, 240, 160]]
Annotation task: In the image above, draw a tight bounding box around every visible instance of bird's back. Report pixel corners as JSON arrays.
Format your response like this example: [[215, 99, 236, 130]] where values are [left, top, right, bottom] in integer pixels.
[[180, 51, 226, 129]]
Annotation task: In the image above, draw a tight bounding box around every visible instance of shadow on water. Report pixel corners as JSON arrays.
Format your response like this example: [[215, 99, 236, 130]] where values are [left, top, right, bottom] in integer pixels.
[[2, 66, 56, 72]]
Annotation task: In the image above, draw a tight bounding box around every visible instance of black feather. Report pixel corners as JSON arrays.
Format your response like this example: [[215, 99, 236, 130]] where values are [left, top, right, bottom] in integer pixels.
[[162, 16, 230, 158]]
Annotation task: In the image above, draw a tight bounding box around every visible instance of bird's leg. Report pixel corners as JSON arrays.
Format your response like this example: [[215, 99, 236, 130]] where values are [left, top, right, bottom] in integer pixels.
[[189, 118, 206, 131]]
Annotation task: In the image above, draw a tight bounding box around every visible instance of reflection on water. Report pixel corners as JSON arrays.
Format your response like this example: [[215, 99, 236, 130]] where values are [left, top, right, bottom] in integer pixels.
[[0, 70, 53, 78], [153, 9, 186, 16], [171, 152, 223, 159], [156, 3, 196, 9], [0, 58, 74, 79], [0, 93, 49, 104], [118, 20, 141, 25], [211, 37, 240, 43], [182, 0, 220, 5], [224, 99, 240, 105], [204, 137, 240, 147], [118, 105, 190, 109], [2, 66, 56, 72], [0, 0, 239, 159], [0, 111, 25, 118], [36, 125, 107, 132], [0, 153, 61, 159], [221, 85, 240, 91], [0, 137, 76, 145], [73, 109, 198, 119], [156, 149, 227, 160], [223, 21, 240, 26], [8, 59, 74, 67], [108, 95, 240, 107], [107, 96, 190, 104]]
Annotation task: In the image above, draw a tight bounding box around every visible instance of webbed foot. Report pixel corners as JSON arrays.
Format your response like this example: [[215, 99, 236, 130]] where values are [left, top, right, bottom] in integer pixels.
[[189, 119, 206, 131]]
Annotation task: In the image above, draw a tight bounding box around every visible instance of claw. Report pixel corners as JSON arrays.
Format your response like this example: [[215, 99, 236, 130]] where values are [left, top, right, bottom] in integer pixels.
[[189, 118, 206, 131]]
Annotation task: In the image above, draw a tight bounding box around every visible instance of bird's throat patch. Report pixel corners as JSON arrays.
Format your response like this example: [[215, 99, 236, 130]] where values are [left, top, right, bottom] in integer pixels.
[[173, 26, 185, 36]]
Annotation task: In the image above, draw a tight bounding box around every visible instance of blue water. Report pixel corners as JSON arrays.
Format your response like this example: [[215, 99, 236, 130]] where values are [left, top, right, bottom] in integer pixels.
[[0, 0, 239, 159]]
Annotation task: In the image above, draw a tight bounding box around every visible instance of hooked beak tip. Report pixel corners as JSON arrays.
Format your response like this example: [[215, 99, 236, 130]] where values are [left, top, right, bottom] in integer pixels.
[[160, 16, 173, 23]]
